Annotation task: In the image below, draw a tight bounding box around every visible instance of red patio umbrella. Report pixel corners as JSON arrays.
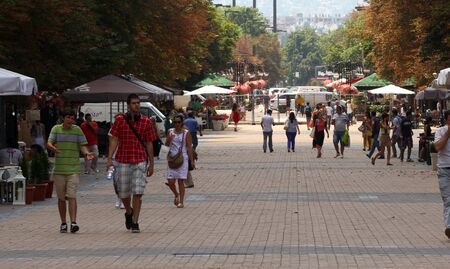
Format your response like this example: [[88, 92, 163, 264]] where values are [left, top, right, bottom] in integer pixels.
[[336, 84, 359, 94]]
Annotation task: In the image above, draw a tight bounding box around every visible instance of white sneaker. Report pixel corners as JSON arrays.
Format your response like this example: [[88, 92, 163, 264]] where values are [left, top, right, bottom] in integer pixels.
[[115, 199, 121, 209], [119, 201, 125, 209]]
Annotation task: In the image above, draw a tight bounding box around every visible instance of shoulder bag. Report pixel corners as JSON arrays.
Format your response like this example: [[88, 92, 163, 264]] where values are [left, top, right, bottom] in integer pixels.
[[167, 130, 185, 169], [124, 117, 149, 160]]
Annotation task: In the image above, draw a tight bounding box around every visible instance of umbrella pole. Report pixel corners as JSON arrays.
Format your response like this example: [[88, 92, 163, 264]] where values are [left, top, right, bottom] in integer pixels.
[[110, 102, 113, 123]]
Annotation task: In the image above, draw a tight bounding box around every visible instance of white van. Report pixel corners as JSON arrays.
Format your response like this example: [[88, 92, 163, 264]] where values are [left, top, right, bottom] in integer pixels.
[[292, 86, 328, 93], [270, 92, 333, 112], [80, 102, 166, 137]]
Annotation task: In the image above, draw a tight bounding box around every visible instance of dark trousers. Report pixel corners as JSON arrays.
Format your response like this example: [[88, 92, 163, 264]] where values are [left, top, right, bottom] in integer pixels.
[[263, 131, 273, 152], [191, 132, 198, 150]]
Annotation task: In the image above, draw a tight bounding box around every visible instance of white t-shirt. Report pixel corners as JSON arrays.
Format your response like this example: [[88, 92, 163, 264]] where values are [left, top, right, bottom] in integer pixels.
[[435, 125, 450, 168], [332, 113, 348, 132], [261, 115, 274, 132], [326, 106, 333, 116]]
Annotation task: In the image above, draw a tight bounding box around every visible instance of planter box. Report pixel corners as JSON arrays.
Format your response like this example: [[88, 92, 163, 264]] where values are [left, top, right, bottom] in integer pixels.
[[212, 120, 224, 131], [42, 180, 54, 198], [26, 186, 35, 205], [30, 183, 48, 201]]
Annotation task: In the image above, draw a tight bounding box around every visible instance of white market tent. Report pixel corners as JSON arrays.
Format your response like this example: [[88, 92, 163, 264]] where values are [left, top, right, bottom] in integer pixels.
[[0, 68, 37, 96], [184, 85, 236, 96], [437, 67, 450, 88], [368, 84, 414, 95]]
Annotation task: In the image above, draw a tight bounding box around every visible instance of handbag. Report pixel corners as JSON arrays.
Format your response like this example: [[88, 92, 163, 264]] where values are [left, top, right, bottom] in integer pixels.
[[309, 127, 315, 138], [357, 124, 365, 132], [283, 120, 289, 130], [167, 130, 184, 169]]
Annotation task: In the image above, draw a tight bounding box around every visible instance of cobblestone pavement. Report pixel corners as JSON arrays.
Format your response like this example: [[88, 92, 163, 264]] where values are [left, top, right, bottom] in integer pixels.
[[0, 122, 449, 269]]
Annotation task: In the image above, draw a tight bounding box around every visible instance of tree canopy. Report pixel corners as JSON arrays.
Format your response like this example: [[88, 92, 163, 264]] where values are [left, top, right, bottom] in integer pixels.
[[0, 0, 239, 90]]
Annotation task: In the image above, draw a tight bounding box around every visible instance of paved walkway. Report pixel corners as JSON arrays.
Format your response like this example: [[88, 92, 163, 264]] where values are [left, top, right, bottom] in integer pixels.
[[0, 123, 449, 268]]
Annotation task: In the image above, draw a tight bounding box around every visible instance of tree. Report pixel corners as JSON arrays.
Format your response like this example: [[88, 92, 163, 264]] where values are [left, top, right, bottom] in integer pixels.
[[254, 33, 284, 86], [224, 6, 268, 37], [284, 27, 322, 85], [364, 0, 450, 85]]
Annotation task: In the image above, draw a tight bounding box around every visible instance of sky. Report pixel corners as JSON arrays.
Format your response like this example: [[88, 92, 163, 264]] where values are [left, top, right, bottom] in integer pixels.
[[212, 0, 363, 17]]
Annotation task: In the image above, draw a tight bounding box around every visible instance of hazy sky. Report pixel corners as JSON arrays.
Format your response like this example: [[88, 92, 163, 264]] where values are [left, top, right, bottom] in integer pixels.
[[212, 0, 362, 17]]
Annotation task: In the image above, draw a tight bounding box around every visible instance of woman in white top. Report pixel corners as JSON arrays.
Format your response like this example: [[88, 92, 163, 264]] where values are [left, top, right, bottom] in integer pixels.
[[165, 115, 195, 208]]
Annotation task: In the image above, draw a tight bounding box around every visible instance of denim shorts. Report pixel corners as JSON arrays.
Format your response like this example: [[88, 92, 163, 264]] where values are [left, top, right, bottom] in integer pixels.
[[333, 131, 345, 144]]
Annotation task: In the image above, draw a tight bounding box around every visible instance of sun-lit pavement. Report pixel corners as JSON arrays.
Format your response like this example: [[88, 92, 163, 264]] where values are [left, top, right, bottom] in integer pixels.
[[0, 119, 449, 269]]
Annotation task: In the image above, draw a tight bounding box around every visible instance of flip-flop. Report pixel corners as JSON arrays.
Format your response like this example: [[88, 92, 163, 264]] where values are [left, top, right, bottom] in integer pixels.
[[174, 196, 179, 206]]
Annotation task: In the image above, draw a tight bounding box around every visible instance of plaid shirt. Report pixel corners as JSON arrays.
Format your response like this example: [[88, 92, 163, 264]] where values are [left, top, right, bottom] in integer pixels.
[[110, 114, 156, 163]]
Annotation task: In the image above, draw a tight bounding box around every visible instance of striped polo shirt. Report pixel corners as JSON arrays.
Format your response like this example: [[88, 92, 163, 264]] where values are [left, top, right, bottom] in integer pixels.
[[48, 124, 87, 174]]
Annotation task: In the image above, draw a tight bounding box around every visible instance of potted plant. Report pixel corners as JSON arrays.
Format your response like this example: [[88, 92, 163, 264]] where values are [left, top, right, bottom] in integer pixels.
[[21, 145, 51, 201], [211, 113, 229, 131]]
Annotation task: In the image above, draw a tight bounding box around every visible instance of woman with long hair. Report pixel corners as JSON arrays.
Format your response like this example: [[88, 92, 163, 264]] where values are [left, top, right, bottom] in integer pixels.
[[284, 112, 300, 152], [371, 112, 392, 165], [231, 103, 240, 132], [312, 104, 329, 158], [165, 114, 195, 208]]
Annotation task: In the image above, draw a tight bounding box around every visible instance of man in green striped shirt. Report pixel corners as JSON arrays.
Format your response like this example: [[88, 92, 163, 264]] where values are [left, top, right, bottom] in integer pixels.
[[47, 110, 94, 233]]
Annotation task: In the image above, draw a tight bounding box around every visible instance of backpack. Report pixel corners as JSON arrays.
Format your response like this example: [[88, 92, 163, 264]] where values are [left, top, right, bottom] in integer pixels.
[[305, 106, 312, 116]]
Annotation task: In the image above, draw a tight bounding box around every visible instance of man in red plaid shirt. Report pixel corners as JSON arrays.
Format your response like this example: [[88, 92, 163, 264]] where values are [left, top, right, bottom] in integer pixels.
[[107, 94, 156, 233]]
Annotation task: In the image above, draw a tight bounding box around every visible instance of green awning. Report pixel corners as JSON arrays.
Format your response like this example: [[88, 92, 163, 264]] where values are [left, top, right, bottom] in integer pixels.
[[193, 73, 234, 88], [353, 73, 392, 88]]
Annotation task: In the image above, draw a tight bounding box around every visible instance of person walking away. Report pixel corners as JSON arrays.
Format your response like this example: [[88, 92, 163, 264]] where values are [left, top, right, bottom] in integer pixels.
[[261, 109, 275, 153], [80, 113, 99, 174], [312, 107, 329, 158], [371, 113, 393, 166], [47, 110, 95, 233], [367, 111, 382, 159], [399, 110, 414, 162], [149, 117, 162, 160], [434, 110, 450, 239], [331, 106, 349, 158], [391, 109, 402, 158], [325, 102, 333, 130], [284, 112, 300, 152], [107, 94, 155, 233], [30, 120, 46, 149], [295, 95, 304, 116], [263, 93, 270, 115], [346, 100, 354, 125], [165, 115, 195, 208], [418, 117, 433, 162], [362, 111, 372, 151], [183, 112, 201, 188], [285, 94, 291, 115], [305, 102, 312, 130], [231, 103, 240, 132]]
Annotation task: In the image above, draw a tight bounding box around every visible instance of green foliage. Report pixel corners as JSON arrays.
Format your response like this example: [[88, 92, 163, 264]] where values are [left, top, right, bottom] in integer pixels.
[[20, 147, 50, 184], [368, 105, 386, 114], [254, 33, 284, 86], [224, 6, 268, 37], [318, 12, 372, 69], [284, 27, 322, 85]]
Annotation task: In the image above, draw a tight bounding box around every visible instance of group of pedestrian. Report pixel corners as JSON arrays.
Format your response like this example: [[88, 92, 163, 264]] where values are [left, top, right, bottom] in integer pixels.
[[363, 108, 415, 166], [47, 94, 199, 234], [260, 102, 350, 158]]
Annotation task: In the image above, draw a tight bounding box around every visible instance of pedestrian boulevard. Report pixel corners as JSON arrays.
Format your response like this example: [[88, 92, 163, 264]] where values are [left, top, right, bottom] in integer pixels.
[[0, 124, 449, 268]]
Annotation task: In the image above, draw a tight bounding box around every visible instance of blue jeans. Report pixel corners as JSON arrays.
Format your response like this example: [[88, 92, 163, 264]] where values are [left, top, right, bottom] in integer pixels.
[[263, 131, 273, 152], [191, 132, 198, 150], [286, 131, 296, 150], [438, 168, 450, 228], [368, 135, 380, 158]]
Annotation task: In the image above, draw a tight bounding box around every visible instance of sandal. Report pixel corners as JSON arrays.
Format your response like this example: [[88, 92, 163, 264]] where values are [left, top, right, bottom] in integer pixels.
[[371, 157, 375, 165], [177, 203, 184, 208], [174, 195, 179, 206]]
